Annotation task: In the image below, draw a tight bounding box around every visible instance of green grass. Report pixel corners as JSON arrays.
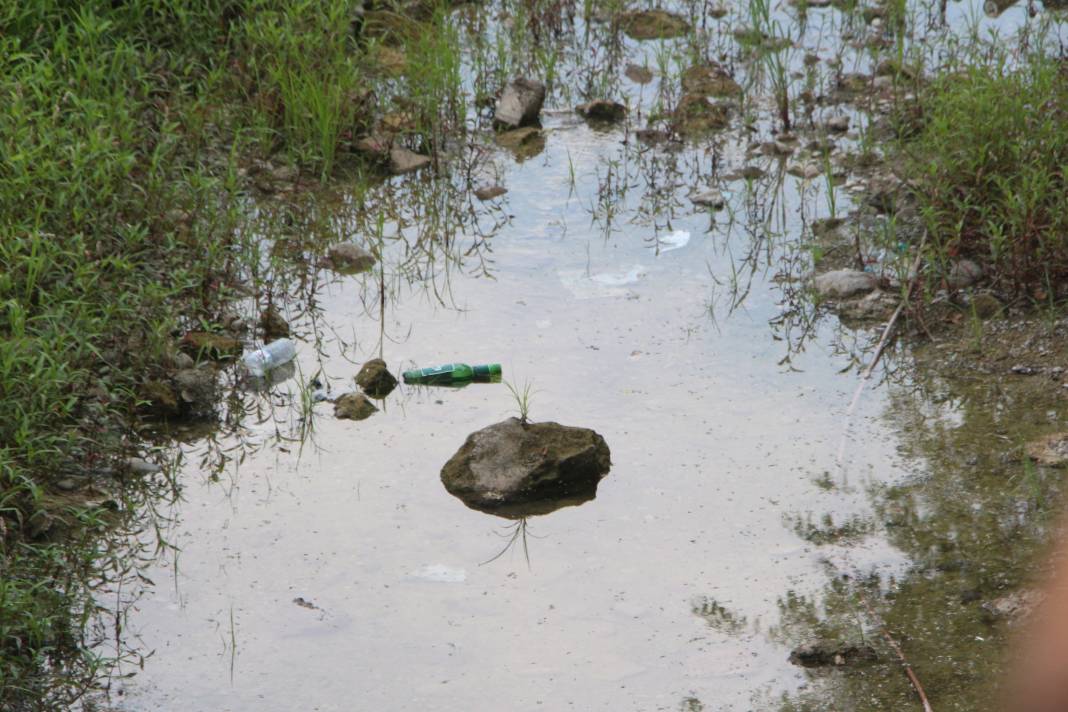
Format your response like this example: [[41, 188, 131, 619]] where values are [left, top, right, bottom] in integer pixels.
[[238, 0, 370, 175], [504, 378, 535, 424], [0, 1, 464, 706], [1, 4, 241, 705], [898, 52, 1068, 296]]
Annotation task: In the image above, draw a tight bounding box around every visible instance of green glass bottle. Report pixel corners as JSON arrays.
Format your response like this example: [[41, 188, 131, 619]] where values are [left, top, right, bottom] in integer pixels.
[[402, 363, 502, 384]]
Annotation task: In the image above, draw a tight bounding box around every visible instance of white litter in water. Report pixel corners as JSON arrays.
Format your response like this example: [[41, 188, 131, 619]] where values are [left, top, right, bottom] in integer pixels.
[[591, 265, 647, 285], [656, 229, 690, 253], [409, 564, 467, 583], [558, 265, 647, 299]]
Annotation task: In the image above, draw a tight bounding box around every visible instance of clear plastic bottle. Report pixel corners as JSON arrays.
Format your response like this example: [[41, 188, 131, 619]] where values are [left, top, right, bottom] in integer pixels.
[[242, 338, 297, 377]]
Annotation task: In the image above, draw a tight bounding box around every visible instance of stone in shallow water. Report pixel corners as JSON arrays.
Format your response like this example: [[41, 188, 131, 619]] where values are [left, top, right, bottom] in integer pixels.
[[389, 147, 430, 175], [125, 457, 161, 476], [981, 589, 1044, 625], [576, 99, 627, 123], [334, 392, 378, 421], [259, 306, 290, 342], [440, 417, 611, 515], [355, 358, 398, 398], [681, 64, 742, 98], [690, 189, 725, 209], [624, 63, 654, 84], [789, 640, 877, 667], [141, 379, 180, 417], [326, 243, 376, 274], [180, 332, 242, 361], [672, 94, 730, 137], [494, 79, 546, 129], [812, 269, 878, 298], [826, 115, 850, 132], [174, 367, 216, 409], [1027, 432, 1068, 466], [617, 9, 691, 39], [474, 185, 508, 201], [494, 127, 546, 161]]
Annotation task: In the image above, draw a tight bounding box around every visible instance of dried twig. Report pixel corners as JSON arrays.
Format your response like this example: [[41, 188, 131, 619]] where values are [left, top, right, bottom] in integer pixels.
[[855, 586, 935, 712]]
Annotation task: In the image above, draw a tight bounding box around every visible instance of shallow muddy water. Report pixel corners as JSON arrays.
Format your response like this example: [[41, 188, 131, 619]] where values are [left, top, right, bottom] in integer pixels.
[[108, 0, 1068, 709], [117, 139, 911, 711]]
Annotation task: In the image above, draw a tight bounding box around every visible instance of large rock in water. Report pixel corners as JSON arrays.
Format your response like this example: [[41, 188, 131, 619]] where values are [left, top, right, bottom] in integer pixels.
[[494, 79, 546, 129], [440, 418, 611, 515], [812, 269, 878, 298], [617, 9, 691, 39]]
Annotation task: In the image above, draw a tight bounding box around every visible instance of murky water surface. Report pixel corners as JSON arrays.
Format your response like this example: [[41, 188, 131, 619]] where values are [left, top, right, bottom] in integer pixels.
[[112, 0, 1068, 709]]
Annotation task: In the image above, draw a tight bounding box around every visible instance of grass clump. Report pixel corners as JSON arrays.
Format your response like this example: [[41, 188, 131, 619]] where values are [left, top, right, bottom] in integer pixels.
[[900, 55, 1068, 296], [238, 0, 370, 174]]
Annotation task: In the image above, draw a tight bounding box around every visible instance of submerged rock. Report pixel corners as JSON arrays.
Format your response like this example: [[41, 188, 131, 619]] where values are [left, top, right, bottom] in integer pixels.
[[837, 289, 899, 321], [326, 243, 376, 274], [180, 332, 242, 361], [673, 94, 730, 136], [474, 185, 508, 200], [440, 417, 611, 515], [981, 589, 1044, 625], [355, 358, 398, 398], [174, 366, 217, 414], [681, 63, 742, 98], [826, 115, 851, 133], [813, 269, 879, 298], [389, 147, 431, 175], [140, 379, 180, 417], [624, 63, 654, 84], [259, 306, 290, 342], [691, 189, 726, 209], [494, 79, 546, 129], [787, 162, 822, 179], [811, 217, 845, 239], [1027, 432, 1068, 467], [618, 9, 691, 39], [495, 126, 546, 160], [760, 140, 795, 157], [334, 392, 378, 421], [125, 457, 162, 476], [636, 128, 671, 144], [576, 99, 627, 123], [726, 165, 766, 181], [353, 133, 391, 163], [789, 640, 878, 668]]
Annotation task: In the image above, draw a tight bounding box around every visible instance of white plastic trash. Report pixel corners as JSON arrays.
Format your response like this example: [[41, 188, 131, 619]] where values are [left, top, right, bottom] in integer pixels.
[[242, 338, 297, 377], [657, 229, 691, 252]]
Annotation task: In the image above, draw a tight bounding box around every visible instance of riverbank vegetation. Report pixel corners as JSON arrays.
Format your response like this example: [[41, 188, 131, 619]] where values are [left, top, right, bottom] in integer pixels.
[[0, 1, 462, 706], [898, 48, 1068, 300]]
